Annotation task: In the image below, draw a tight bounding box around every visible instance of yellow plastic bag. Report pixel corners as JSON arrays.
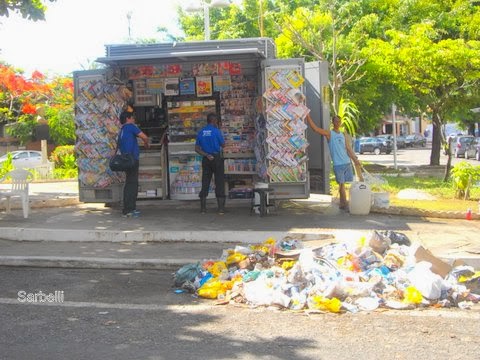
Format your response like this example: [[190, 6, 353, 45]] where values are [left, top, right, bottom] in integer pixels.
[[226, 252, 247, 266], [197, 280, 224, 299], [403, 286, 423, 304], [197, 280, 234, 299], [308, 295, 342, 313], [207, 261, 227, 277]]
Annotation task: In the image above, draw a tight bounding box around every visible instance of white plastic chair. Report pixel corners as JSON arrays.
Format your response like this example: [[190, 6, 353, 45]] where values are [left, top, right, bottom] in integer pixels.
[[0, 169, 32, 218]]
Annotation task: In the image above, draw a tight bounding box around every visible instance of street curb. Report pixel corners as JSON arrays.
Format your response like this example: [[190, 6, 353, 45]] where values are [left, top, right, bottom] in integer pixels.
[[0, 228, 326, 243], [0, 256, 192, 270], [371, 206, 480, 219], [0, 254, 478, 271]]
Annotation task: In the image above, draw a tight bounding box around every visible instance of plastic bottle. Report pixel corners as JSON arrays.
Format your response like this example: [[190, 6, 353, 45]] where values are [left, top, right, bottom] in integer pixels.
[[466, 208, 472, 220]]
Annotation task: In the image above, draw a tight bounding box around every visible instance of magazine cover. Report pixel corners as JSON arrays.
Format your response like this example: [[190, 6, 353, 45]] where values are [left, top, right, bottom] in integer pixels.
[[179, 77, 196, 95], [213, 75, 232, 92], [164, 78, 180, 96], [196, 76, 213, 97]]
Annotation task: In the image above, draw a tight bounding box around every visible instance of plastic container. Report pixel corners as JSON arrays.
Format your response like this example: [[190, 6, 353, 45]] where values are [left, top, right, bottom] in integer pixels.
[[349, 182, 371, 215], [466, 208, 472, 220]]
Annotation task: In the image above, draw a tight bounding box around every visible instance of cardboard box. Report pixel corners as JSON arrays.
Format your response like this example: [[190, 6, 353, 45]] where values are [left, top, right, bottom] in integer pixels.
[[414, 246, 452, 278]]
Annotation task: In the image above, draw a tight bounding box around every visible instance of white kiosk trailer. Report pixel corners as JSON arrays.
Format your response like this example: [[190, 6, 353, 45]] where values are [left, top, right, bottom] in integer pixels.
[[73, 38, 330, 209]]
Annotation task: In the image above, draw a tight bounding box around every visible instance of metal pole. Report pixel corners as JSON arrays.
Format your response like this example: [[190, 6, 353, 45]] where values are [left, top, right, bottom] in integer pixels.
[[204, 2, 210, 40], [392, 103, 398, 170], [259, 0, 264, 37]]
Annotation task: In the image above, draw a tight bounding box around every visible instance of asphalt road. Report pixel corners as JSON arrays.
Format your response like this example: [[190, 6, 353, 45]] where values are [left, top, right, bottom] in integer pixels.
[[0, 267, 479, 360], [357, 145, 479, 168]]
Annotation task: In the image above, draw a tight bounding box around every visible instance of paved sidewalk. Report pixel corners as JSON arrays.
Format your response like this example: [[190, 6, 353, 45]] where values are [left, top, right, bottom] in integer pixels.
[[0, 182, 479, 269]]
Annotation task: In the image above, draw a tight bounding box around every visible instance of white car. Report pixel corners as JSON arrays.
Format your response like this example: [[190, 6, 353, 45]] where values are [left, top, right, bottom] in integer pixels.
[[0, 150, 44, 169]]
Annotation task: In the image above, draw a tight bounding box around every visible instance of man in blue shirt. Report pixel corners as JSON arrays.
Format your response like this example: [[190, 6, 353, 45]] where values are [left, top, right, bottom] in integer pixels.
[[195, 113, 226, 214], [119, 110, 150, 217], [306, 113, 361, 210]]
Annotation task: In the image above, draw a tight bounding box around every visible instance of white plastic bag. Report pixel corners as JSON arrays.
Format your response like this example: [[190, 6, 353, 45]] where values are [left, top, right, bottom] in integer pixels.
[[362, 167, 387, 189], [407, 262, 443, 300]]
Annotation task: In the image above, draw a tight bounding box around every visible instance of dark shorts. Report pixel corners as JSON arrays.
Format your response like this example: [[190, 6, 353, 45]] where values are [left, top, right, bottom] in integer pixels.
[[333, 163, 354, 184]]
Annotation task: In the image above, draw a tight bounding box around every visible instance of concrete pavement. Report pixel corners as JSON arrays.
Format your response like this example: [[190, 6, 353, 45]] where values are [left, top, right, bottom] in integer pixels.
[[0, 181, 479, 270]]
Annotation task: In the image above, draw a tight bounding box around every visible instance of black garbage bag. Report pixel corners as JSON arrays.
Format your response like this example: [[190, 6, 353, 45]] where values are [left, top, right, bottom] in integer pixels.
[[380, 230, 411, 247]]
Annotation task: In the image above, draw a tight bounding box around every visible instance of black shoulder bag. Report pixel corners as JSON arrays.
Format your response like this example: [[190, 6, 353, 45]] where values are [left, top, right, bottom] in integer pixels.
[[109, 127, 136, 172]]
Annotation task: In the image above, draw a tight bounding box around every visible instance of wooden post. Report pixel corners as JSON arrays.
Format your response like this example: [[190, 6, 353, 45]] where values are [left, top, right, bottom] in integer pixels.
[[41, 139, 48, 164]]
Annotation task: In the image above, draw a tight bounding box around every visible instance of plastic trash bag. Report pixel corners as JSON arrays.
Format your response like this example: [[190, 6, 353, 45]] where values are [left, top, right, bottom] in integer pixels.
[[362, 167, 387, 188], [307, 294, 342, 313], [207, 261, 227, 277], [197, 279, 234, 299], [174, 262, 203, 287], [403, 286, 423, 304], [380, 230, 411, 246], [367, 230, 391, 255], [407, 262, 445, 300]]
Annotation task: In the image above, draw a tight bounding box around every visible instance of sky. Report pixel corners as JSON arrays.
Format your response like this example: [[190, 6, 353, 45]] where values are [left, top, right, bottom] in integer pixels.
[[0, 0, 185, 76]]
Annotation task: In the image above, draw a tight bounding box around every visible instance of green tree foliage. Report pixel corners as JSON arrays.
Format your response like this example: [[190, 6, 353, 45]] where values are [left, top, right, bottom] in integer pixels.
[[337, 97, 359, 136], [0, 0, 56, 21], [50, 145, 76, 169], [366, 23, 480, 165], [450, 161, 480, 199], [0, 153, 14, 178], [0, 64, 74, 146], [45, 77, 75, 145], [50, 145, 77, 179], [5, 114, 36, 144]]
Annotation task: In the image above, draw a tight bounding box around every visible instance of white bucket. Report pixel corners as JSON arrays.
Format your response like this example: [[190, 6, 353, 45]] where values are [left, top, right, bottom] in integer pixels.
[[349, 182, 371, 215], [372, 192, 390, 209]]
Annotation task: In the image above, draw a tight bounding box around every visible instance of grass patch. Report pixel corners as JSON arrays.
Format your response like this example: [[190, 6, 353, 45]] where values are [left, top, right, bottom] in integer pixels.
[[329, 163, 480, 213], [390, 198, 478, 212]]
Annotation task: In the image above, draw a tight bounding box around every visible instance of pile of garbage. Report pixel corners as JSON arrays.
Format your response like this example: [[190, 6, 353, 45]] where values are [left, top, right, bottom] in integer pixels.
[[173, 231, 480, 313]]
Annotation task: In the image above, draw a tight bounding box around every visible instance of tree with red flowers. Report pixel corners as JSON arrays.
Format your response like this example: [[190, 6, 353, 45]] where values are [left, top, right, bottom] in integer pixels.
[[0, 63, 74, 145]]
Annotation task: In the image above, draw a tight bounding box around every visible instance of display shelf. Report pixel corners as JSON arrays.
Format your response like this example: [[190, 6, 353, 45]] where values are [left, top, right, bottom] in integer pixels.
[[138, 148, 167, 200], [139, 177, 163, 182], [223, 152, 255, 158], [225, 171, 257, 175], [139, 165, 162, 171], [263, 66, 309, 183], [166, 97, 218, 143]]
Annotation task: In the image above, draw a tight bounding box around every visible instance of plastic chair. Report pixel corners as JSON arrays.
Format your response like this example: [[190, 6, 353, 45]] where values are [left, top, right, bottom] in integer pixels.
[[0, 169, 32, 218], [251, 187, 276, 217]]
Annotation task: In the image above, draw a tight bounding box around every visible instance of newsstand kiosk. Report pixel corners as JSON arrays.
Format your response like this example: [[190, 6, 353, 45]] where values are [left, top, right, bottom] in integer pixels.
[[73, 38, 330, 205]]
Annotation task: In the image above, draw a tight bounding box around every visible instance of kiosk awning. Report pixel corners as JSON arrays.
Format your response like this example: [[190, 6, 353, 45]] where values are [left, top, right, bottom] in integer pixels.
[[96, 38, 276, 66]]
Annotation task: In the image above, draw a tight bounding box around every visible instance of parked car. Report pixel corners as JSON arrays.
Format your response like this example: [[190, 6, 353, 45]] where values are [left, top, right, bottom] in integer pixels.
[[375, 134, 406, 149], [448, 135, 475, 158], [0, 150, 43, 169], [359, 137, 392, 155], [405, 134, 427, 147], [464, 137, 480, 160]]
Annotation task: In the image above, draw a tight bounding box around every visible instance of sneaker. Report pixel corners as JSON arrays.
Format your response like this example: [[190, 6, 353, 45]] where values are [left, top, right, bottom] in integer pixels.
[[122, 211, 140, 218]]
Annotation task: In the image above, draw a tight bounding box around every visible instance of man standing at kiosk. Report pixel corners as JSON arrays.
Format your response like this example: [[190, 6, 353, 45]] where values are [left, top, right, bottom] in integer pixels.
[[306, 113, 361, 211], [195, 113, 226, 214]]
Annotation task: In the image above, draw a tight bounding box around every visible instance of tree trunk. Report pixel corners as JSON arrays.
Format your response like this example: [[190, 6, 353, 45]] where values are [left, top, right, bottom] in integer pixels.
[[430, 112, 442, 166]]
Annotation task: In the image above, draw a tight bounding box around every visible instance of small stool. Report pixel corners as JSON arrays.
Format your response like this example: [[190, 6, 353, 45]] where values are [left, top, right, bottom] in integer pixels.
[[251, 187, 275, 217]]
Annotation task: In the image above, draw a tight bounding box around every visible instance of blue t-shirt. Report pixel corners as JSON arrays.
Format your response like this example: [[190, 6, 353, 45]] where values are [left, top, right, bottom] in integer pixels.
[[328, 130, 350, 166], [196, 124, 224, 154], [119, 123, 141, 160]]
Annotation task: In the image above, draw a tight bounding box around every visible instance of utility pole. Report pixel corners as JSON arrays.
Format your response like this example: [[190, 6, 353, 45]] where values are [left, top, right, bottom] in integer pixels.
[[259, 0, 264, 37], [126, 11, 133, 41], [392, 104, 398, 170]]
